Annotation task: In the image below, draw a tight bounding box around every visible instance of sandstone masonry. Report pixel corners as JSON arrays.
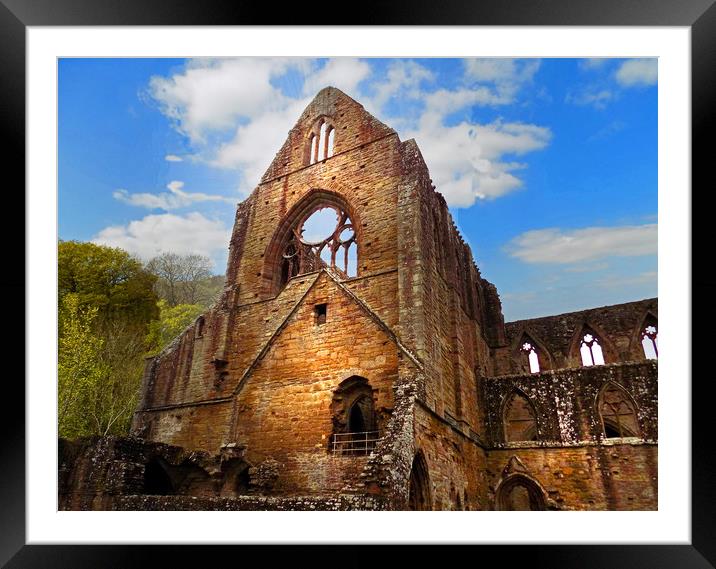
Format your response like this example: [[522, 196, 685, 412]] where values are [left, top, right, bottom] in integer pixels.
[[59, 87, 658, 511]]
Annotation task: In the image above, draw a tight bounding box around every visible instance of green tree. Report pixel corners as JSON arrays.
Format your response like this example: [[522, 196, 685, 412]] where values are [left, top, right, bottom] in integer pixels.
[[58, 294, 106, 438], [147, 300, 204, 355], [59, 240, 159, 330], [58, 241, 161, 438], [91, 319, 148, 436]]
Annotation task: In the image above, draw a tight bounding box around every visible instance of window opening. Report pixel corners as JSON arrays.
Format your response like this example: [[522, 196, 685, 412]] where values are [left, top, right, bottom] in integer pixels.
[[317, 122, 328, 161], [315, 303, 327, 325], [599, 383, 640, 438], [330, 378, 378, 456], [580, 333, 605, 366], [503, 392, 538, 442], [641, 323, 658, 359], [309, 134, 318, 165], [327, 127, 335, 157], [521, 341, 540, 373], [278, 205, 358, 290]]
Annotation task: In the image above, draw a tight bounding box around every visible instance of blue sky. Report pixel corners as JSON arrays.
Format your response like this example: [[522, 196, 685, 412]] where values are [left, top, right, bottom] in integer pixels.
[[58, 57, 657, 321]]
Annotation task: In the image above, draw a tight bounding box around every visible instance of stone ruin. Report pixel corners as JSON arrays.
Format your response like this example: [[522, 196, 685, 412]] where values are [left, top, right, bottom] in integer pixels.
[[59, 87, 657, 511]]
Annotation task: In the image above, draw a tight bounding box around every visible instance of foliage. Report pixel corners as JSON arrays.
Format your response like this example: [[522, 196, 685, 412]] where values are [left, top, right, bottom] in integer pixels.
[[58, 294, 106, 438], [147, 300, 205, 354], [58, 241, 161, 438], [146, 252, 222, 307], [59, 240, 159, 330], [57, 242, 220, 438], [59, 293, 149, 438], [90, 318, 148, 436]]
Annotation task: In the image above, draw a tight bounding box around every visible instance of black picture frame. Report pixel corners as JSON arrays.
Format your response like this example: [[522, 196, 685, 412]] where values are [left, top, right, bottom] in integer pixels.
[[6, 1, 711, 566]]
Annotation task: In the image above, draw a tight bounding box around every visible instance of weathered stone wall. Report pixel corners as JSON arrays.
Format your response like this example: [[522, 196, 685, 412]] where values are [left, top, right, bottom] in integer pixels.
[[397, 139, 502, 441], [59, 436, 233, 510], [496, 298, 658, 374], [483, 361, 657, 446], [113, 494, 390, 511], [101, 87, 659, 512], [413, 403, 489, 511], [134, 400, 235, 452], [135, 88, 407, 441], [230, 272, 412, 493], [486, 443, 657, 510], [58, 436, 391, 511]]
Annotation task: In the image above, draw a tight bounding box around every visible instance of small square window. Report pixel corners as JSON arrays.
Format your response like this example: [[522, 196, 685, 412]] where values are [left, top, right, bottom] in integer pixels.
[[315, 303, 327, 325]]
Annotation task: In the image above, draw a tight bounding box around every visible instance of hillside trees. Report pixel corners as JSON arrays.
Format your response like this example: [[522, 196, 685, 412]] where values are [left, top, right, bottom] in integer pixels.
[[146, 300, 204, 354], [58, 241, 160, 437], [58, 294, 106, 438], [58, 243, 226, 437], [59, 240, 159, 329], [143, 252, 226, 354], [146, 252, 223, 307]]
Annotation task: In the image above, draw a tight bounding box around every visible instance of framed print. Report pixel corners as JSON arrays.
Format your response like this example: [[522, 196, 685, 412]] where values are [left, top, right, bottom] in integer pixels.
[[7, 0, 713, 566]]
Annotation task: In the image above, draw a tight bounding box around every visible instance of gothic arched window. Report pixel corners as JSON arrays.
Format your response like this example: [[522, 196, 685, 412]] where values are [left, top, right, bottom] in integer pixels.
[[503, 391, 538, 442], [580, 331, 605, 366], [278, 205, 357, 290], [330, 376, 377, 455], [520, 341, 540, 373], [308, 119, 335, 165], [496, 475, 546, 511], [598, 383, 640, 438], [641, 318, 658, 360]]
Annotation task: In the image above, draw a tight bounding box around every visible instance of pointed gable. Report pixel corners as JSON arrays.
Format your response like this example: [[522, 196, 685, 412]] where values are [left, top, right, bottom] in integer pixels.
[[260, 86, 397, 183]]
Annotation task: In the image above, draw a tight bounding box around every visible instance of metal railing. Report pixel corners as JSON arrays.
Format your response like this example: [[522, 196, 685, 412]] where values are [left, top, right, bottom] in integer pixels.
[[330, 430, 380, 456]]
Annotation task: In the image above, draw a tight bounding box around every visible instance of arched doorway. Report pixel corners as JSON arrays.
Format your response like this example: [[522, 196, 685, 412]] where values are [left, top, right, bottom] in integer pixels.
[[407, 452, 431, 511], [330, 377, 377, 455], [495, 475, 546, 511], [349, 401, 366, 432]]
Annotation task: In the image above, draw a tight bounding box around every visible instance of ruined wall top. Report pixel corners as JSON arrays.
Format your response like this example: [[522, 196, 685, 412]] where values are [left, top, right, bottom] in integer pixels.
[[504, 297, 658, 367], [259, 86, 396, 184]]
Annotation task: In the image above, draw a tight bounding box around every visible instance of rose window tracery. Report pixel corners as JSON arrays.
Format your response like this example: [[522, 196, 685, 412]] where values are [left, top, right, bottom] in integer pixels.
[[279, 205, 357, 288]]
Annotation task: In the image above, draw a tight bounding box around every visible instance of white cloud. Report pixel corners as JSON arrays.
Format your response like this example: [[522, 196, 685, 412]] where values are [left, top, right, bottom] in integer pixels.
[[210, 97, 310, 185], [595, 271, 657, 289], [463, 58, 540, 101], [587, 120, 626, 141], [615, 59, 657, 87], [579, 58, 610, 70], [302, 58, 371, 98], [506, 224, 657, 264], [564, 262, 610, 273], [147, 58, 304, 142], [420, 88, 511, 129], [565, 88, 615, 110], [380, 60, 550, 207], [147, 57, 551, 207], [405, 119, 551, 207], [165, 154, 183, 162], [92, 212, 231, 262], [369, 60, 435, 110], [113, 180, 235, 210]]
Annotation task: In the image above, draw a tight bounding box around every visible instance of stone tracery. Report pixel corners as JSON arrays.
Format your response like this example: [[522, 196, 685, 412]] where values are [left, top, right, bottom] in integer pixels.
[[279, 204, 357, 289]]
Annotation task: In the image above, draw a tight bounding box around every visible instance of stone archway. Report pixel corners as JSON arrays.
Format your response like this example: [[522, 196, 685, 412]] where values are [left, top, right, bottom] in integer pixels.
[[495, 474, 546, 511], [407, 451, 432, 511]]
